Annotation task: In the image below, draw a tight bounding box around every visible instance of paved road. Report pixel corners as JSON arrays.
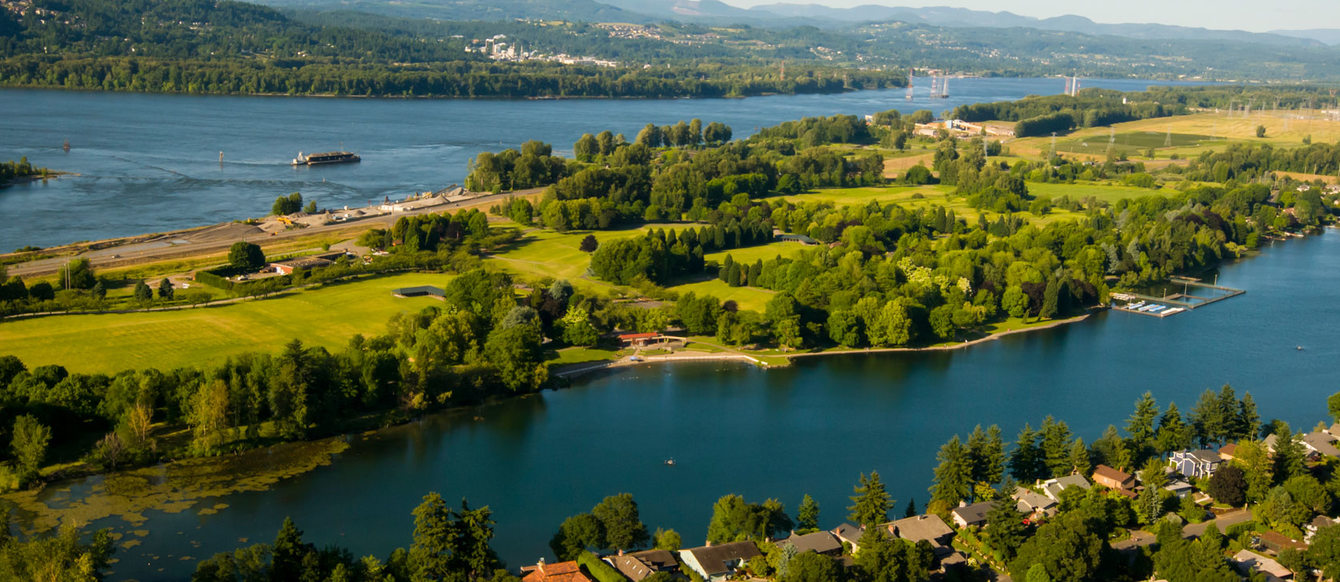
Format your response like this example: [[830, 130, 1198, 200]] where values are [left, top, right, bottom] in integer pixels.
[[4, 189, 539, 279]]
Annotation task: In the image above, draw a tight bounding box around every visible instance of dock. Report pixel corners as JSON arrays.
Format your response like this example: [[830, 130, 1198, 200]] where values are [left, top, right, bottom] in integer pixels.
[[1110, 277, 1245, 318]]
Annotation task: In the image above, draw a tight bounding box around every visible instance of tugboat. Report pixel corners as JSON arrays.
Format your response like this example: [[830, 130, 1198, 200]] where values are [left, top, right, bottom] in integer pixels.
[[291, 151, 361, 166]]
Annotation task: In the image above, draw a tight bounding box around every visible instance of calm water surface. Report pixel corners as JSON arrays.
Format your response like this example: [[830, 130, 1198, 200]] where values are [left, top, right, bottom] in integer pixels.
[[66, 229, 1339, 581], [0, 77, 1200, 250]]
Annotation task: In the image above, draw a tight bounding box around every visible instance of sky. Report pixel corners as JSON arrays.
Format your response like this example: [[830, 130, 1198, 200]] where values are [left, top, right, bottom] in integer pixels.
[[718, 0, 1340, 33]]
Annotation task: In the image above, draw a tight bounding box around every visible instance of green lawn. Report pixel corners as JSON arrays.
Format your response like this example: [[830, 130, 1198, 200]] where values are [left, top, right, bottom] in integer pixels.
[[1027, 182, 1173, 203], [669, 278, 776, 312], [485, 223, 697, 294], [0, 273, 452, 374], [1057, 132, 1214, 156], [706, 241, 810, 264]]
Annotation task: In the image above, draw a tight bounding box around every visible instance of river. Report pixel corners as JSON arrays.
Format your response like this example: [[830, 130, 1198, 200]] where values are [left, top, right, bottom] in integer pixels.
[[0, 77, 1205, 251], [30, 227, 1334, 581]]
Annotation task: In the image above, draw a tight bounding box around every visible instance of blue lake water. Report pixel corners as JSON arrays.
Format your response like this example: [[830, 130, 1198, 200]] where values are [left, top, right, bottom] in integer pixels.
[[0, 77, 1201, 250]]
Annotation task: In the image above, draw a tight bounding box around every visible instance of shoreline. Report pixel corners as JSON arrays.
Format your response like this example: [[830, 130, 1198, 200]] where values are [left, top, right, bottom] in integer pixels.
[[555, 311, 1097, 379]]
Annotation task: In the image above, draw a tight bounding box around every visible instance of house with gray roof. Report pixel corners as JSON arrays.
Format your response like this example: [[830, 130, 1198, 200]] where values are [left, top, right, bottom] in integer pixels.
[[886, 514, 954, 547], [1041, 475, 1092, 502], [1170, 449, 1222, 479], [774, 531, 842, 556], [1232, 549, 1293, 581], [950, 501, 995, 529], [831, 523, 864, 553], [1012, 487, 1058, 518], [1303, 432, 1340, 458], [679, 541, 760, 582]]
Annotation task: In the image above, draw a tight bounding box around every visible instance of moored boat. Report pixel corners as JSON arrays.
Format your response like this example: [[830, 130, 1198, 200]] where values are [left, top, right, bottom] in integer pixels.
[[291, 151, 360, 166]]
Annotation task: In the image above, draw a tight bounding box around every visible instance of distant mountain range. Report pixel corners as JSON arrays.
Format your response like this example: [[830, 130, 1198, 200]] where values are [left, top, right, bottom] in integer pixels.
[[251, 0, 1339, 48]]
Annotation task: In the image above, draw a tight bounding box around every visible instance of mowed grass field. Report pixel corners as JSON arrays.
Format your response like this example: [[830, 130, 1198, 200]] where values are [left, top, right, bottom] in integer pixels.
[[484, 223, 698, 294], [0, 273, 452, 374], [669, 278, 776, 312]]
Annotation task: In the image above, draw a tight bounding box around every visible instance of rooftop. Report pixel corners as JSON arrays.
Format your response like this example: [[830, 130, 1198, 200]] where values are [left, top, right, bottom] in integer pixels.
[[886, 514, 953, 545], [775, 531, 842, 554], [681, 541, 761, 576], [1093, 465, 1133, 486], [1232, 549, 1293, 579], [521, 560, 592, 582], [950, 501, 994, 526]]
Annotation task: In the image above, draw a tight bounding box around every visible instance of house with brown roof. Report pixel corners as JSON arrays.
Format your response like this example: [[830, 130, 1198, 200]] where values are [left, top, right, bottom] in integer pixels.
[[679, 541, 761, 582], [1219, 443, 1240, 462], [607, 549, 678, 582], [1092, 465, 1136, 491], [1258, 531, 1308, 554], [520, 559, 593, 582]]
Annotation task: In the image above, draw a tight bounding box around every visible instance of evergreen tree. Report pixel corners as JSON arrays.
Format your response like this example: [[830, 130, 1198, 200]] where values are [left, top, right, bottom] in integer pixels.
[[931, 435, 973, 506], [1239, 392, 1261, 440], [968, 424, 1006, 487], [1156, 402, 1192, 454], [1126, 391, 1159, 456], [133, 280, 152, 302], [1010, 423, 1043, 482], [984, 497, 1029, 561], [848, 472, 893, 527], [1039, 416, 1073, 478], [904, 498, 917, 518], [1068, 438, 1090, 476], [797, 494, 820, 532]]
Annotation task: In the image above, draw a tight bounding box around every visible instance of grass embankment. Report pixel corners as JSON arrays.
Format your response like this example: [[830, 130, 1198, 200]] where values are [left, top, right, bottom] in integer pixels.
[[0, 273, 450, 374], [483, 223, 698, 295]]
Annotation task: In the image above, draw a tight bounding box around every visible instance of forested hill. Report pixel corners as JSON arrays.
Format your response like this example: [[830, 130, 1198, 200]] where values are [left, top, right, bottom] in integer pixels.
[[0, 0, 904, 98]]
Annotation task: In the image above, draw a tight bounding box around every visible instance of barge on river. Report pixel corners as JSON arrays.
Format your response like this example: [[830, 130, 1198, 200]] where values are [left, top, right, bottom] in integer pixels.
[[291, 151, 360, 166]]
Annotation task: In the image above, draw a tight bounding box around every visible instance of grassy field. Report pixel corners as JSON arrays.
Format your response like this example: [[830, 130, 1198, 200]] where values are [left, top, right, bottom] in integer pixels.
[[1012, 111, 1340, 159], [1057, 132, 1214, 156], [1027, 182, 1172, 203], [669, 278, 776, 312], [484, 223, 697, 294], [0, 273, 452, 374], [706, 241, 811, 264]]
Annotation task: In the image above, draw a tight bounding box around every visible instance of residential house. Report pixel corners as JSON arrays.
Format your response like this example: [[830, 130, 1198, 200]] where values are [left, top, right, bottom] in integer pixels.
[[1263, 434, 1280, 453], [1091, 465, 1135, 491], [1302, 432, 1340, 458], [1325, 423, 1340, 439], [1164, 479, 1194, 499], [774, 531, 842, 556], [607, 550, 678, 582], [831, 523, 864, 553], [1306, 516, 1337, 543], [950, 501, 995, 529], [1170, 449, 1222, 479], [885, 514, 963, 569], [269, 256, 334, 275], [1219, 443, 1240, 462], [1041, 474, 1091, 502], [1258, 531, 1307, 554], [1012, 487, 1058, 518], [1232, 549, 1293, 581], [679, 541, 761, 582], [520, 560, 593, 582]]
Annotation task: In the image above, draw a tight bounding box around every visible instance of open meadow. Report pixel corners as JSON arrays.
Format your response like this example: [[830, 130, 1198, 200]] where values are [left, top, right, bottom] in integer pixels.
[[0, 273, 451, 374]]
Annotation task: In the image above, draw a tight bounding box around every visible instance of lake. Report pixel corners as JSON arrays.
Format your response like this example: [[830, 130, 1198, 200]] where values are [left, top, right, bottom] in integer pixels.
[[47, 227, 1340, 581], [0, 77, 1203, 251]]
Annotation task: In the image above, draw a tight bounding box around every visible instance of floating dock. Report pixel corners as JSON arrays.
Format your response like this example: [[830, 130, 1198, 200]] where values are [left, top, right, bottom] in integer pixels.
[[1110, 277, 1245, 318]]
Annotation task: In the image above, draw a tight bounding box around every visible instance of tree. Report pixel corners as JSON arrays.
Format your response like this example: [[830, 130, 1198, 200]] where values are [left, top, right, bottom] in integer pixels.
[[58, 258, 96, 290], [1010, 423, 1044, 482], [1157, 402, 1192, 454], [1329, 391, 1340, 424], [854, 527, 933, 582], [967, 424, 1006, 487], [1126, 392, 1159, 456], [273, 192, 303, 215], [1256, 125, 1267, 138], [10, 414, 50, 485], [797, 494, 820, 532], [228, 241, 266, 271], [189, 379, 230, 455], [1206, 465, 1246, 506], [1069, 438, 1091, 476], [984, 497, 1029, 561], [579, 234, 598, 253], [550, 513, 605, 561], [133, 280, 153, 303], [270, 517, 309, 582], [707, 494, 790, 543], [1009, 512, 1103, 582], [780, 550, 841, 582], [157, 278, 174, 300], [1306, 523, 1340, 580], [849, 472, 894, 527], [592, 493, 649, 551], [652, 528, 681, 551], [931, 436, 973, 506], [1039, 416, 1073, 478]]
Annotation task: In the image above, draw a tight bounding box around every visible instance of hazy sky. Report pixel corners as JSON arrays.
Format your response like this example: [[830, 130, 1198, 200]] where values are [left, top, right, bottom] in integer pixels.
[[719, 0, 1339, 33]]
